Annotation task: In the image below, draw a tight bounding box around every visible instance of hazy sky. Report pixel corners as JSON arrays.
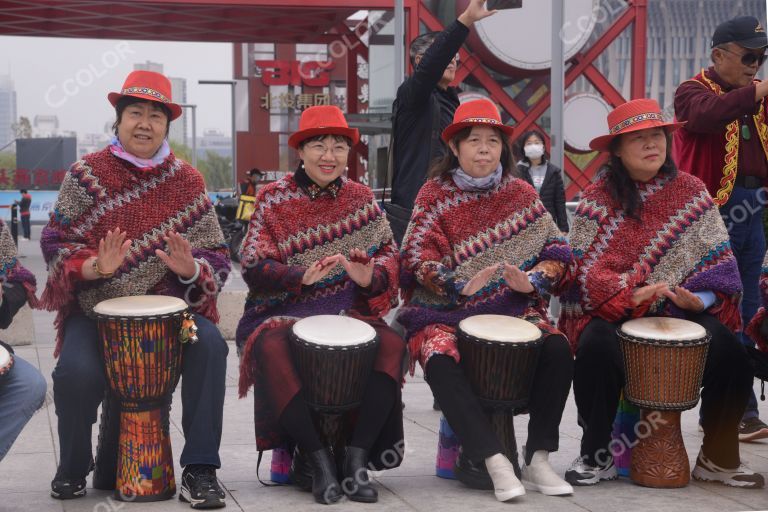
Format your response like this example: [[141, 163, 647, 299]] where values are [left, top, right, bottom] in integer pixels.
[[0, 35, 233, 138]]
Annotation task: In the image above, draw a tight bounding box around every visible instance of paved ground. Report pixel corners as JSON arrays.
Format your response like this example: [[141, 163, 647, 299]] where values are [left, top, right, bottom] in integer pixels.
[[3, 227, 768, 512]]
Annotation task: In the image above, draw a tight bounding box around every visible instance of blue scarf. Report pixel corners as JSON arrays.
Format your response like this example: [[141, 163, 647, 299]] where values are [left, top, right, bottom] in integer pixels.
[[450, 163, 503, 192]]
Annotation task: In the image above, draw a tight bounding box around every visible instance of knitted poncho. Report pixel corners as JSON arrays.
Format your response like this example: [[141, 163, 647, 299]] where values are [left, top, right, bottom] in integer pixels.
[[746, 252, 768, 352], [559, 170, 742, 351], [0, 218, 37, 305], [237, 173, 399, 397], [396, 174, 571, 352], [40, 147, 230, 356]]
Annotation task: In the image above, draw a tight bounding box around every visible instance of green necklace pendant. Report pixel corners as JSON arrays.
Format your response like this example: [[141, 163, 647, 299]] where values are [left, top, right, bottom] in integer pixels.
[[742, 123, 752, 140]]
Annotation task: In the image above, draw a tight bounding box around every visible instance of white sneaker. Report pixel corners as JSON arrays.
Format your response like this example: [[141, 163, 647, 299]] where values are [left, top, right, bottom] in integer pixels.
[[484, 453, 525, 501], [691, 450, 765, 489], [521, 448, 574, 496]]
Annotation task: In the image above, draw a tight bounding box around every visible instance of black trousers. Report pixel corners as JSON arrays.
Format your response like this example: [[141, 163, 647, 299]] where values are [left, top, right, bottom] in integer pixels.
[[425, 334, 573, 464], [574, 314, 752, 468], [279, 371, 398, 454]]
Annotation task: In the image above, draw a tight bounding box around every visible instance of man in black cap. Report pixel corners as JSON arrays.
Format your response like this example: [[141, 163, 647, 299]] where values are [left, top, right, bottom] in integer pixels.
[[240, 168, 264, 197], [674, 14, 768, 449], [385, 0, 496, 244]]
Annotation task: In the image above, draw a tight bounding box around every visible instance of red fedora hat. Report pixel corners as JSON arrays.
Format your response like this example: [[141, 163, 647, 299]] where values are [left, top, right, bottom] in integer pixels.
[[441, 98, 515, 144], [589, 98, 685, 152], [108, 70, 183, 121], [288, 105, 360, 149]]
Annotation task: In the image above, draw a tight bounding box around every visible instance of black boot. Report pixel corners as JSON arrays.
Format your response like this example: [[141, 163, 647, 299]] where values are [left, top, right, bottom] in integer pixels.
[[289, 447, 313, 492], [307, 448, 343, 505], [341, 447, 378, 503]]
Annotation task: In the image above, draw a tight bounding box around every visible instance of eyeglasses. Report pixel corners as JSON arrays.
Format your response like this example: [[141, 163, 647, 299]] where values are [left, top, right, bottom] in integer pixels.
[[305, 143, 349, 157], [717, 46, 767, 67]]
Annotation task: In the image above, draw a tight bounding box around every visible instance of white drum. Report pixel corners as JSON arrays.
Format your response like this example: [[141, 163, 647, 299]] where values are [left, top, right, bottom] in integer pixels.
[[0, 344, 13, 381], [457, 314, 543, 408], [289, 315, 379, 411], [564, 93, 614, 153], [457, 0, 600, 76]]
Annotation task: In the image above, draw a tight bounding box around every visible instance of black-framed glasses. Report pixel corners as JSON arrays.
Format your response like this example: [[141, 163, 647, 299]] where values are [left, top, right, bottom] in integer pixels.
[[718, 46, 767, 67]]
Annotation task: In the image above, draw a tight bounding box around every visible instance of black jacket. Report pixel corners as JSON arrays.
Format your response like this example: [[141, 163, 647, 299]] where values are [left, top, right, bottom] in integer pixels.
[[390, 20, 469, 211], [0, 283, 30, 354], [517, 161, 569, 232]]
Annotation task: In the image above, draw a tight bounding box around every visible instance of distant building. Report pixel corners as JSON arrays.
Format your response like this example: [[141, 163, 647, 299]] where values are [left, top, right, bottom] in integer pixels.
[[33, 115, 59, 138], [197, 129, 232, 160], [134, 61, 188, 147], [0, 75, 16, 149]]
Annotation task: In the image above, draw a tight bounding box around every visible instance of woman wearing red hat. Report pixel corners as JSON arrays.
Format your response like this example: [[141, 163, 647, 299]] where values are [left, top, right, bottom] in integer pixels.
[[42, 70, 231, 508], [237, 105, 404, 504], [397, 98, 574, 501], [560, 98, 764, 489]]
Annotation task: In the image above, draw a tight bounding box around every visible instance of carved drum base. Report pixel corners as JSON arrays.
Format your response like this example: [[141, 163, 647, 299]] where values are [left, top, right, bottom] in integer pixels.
[[630, 409, 689, 488]]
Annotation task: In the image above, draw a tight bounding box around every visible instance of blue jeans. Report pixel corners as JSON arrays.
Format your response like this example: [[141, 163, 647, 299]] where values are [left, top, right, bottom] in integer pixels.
[[721, 186, 766, 419], [52, 313, 228, 478], [0, 354, 47, 460]]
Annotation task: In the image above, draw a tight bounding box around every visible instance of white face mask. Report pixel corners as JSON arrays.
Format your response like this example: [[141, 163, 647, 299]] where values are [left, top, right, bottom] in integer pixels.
[[524, 143, 545, 160]]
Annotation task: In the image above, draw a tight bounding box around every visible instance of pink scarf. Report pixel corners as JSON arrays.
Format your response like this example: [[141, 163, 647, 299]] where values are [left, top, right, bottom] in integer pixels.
[[109, 136, 171, 170]]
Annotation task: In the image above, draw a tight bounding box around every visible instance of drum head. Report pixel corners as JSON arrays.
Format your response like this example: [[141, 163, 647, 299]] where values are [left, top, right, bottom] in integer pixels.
[[292, 315, 376, 347], [620, 317, 707, 341], [0, 344, 9, 368], [458, 315, 541, 343], [93, 295, 188, 317]]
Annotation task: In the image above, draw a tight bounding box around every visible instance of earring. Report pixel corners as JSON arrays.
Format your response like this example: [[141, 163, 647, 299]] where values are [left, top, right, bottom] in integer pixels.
[[300, 162, 304, 169], [345, 166, 349, 171]]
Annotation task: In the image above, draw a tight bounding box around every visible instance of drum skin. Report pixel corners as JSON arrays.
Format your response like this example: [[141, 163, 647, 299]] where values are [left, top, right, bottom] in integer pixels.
[[0, 344, 13, 383], [96, 296, 187, 502]]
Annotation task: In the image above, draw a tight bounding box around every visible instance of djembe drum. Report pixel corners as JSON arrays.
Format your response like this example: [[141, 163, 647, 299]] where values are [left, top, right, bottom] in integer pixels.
[[454, 314, 543, 484], [618, 317, 710, 488], [0, 344, 13, 383], [95, 295, 192, 501], [289, 315, 379, 454]]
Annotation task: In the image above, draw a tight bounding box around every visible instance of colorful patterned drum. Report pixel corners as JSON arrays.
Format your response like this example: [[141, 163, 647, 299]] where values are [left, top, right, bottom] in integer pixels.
[[95, 295, 190, 501], [618, 317, 710, 488]]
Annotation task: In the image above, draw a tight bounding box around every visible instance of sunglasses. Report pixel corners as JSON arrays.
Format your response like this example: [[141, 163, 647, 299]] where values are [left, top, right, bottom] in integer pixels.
[[718, 46, 767, 67]]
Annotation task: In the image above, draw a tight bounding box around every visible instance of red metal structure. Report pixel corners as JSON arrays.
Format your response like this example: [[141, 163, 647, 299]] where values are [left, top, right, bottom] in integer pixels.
[[0, 0, 647, 197]]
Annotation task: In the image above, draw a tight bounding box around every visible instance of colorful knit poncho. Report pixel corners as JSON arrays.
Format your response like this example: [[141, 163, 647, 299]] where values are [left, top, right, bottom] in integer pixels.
[[40, 147, 230, 356], [396, 174, 571, 358], [559, 171, 742, 351], [237, 173, 399, 397], [746, 252, 768, 352], [0, 218, 37, 306]]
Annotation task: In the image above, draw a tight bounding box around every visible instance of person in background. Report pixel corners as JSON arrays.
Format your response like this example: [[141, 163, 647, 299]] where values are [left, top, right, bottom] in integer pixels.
[[240, 168, 264, 197], [386, 0, 497, 244], [15, 189, 31, 241], [515, 131, 569, 232], [673, 15, 768, 441]]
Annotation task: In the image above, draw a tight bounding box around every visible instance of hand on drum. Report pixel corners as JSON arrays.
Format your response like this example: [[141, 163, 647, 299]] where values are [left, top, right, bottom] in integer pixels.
[[84, 228, 132, 280], [301, 255, 344, 286], [631, 282, 668, 306], [661, 286, 705, 313], [340, 248, 374, 288], [461, 263, 499, 296], [155, 232, 197, 280], [502, 263, 534, 294]]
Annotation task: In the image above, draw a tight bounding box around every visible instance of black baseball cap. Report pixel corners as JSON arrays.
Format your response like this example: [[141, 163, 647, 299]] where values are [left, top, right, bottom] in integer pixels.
[[712, 16, 768, 49]]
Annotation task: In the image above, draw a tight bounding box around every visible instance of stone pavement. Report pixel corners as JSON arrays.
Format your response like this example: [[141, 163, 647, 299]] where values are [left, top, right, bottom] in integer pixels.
[[2, 226, 768, 512]]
